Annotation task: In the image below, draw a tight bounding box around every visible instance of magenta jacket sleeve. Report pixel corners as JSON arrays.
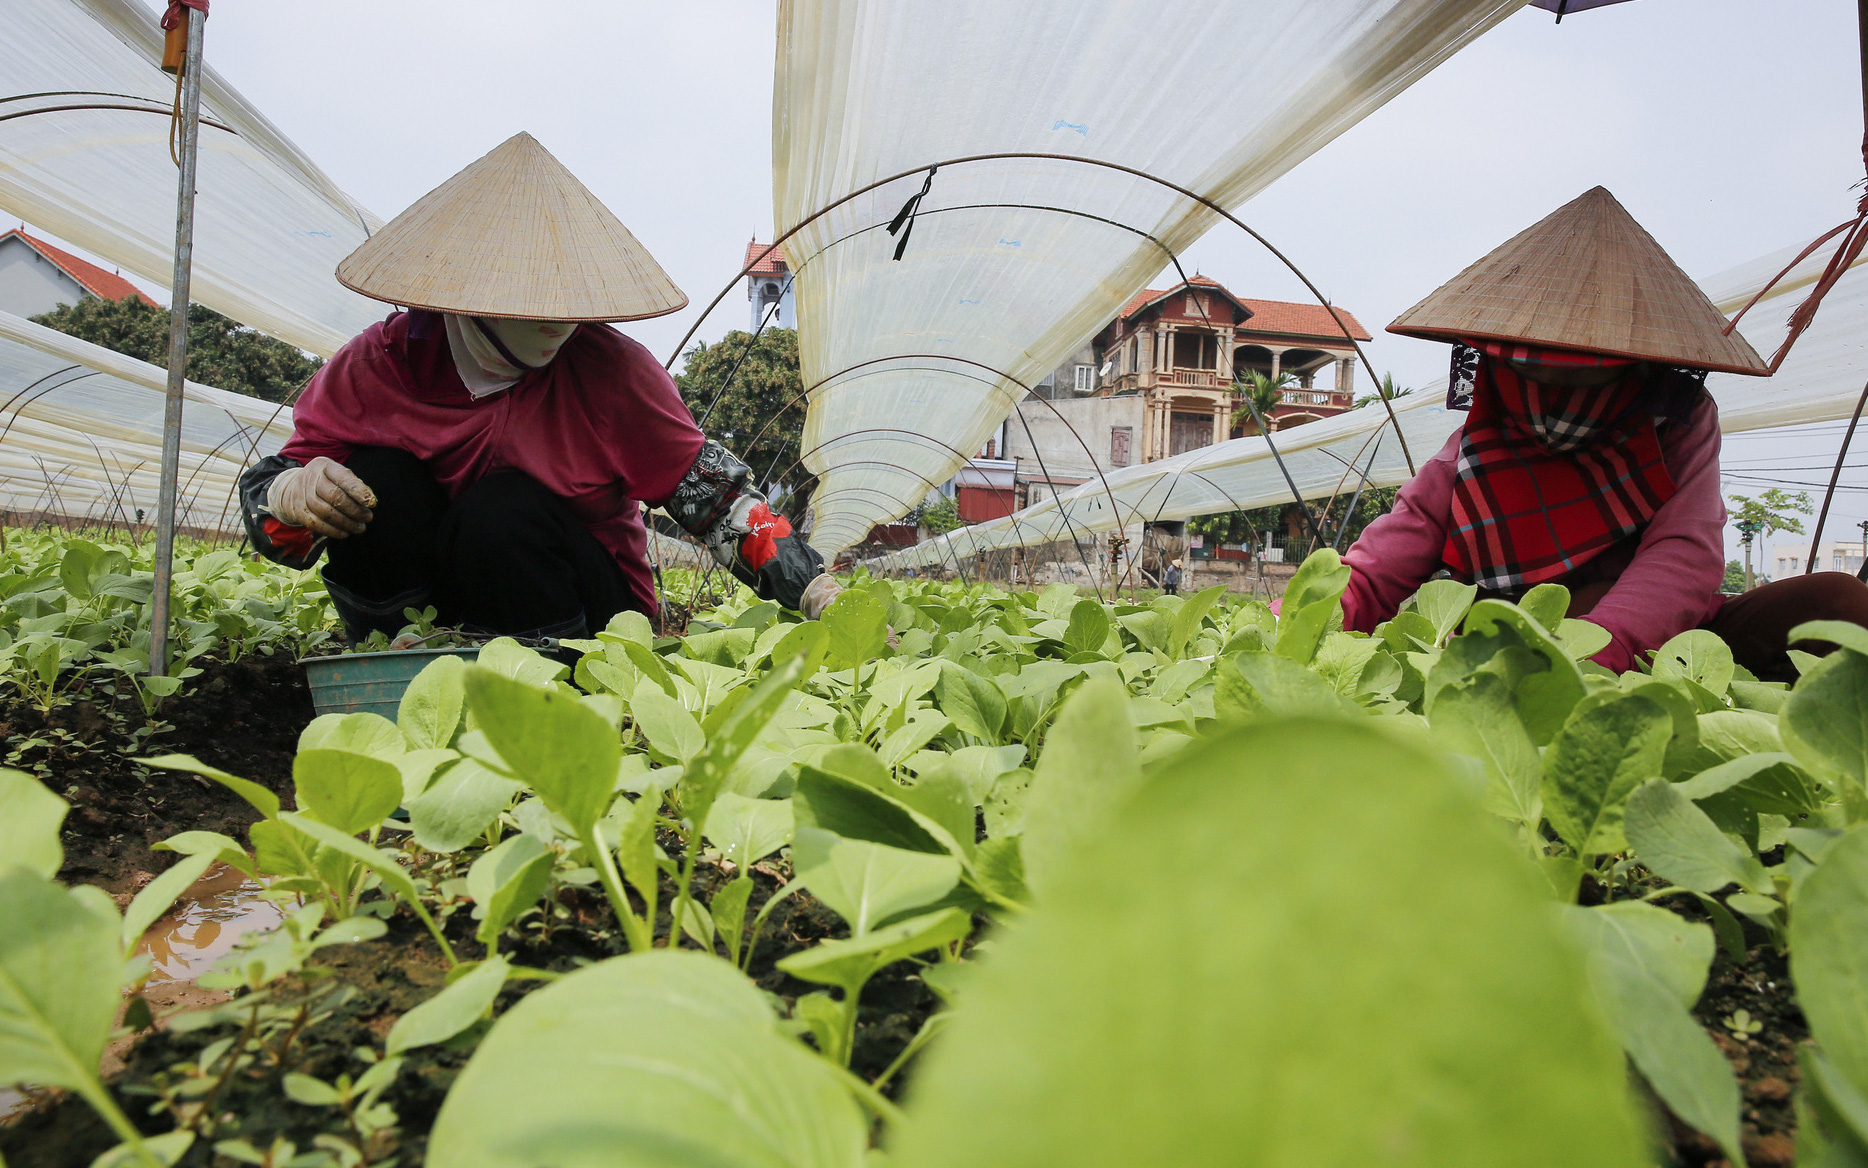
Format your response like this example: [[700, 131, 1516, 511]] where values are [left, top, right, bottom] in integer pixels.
[[1340, 429, 1462, 632], [1577, 395, 1726, 673]]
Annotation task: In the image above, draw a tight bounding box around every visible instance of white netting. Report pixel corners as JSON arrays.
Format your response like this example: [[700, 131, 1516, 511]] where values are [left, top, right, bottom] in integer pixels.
[[0, 309, 292, 534], [869, 234, 1868, 570], [775, 0, 1528, 554], [3, 0, 384, 357]]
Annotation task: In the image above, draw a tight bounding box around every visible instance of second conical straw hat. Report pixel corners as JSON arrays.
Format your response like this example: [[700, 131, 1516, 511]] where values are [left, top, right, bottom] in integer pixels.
[[1388, 186, 1767, 375], [336, 133, 688, 322]]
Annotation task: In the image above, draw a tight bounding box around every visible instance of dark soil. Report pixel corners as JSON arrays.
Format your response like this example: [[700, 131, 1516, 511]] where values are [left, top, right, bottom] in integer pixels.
[[2, 653, 312, 894], [0, 914, 471, 1168], [1666, 942, 1806, 1168]]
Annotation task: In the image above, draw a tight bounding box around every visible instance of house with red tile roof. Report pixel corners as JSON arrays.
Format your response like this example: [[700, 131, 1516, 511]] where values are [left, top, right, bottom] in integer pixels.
[[743, 238, 793, 331], [0, 228, 158, 319], [1003, 276, 1371, 502]]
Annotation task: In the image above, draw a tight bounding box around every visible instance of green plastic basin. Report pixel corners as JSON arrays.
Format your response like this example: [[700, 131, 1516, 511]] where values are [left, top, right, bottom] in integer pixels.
[[301, 647, 479, 720]]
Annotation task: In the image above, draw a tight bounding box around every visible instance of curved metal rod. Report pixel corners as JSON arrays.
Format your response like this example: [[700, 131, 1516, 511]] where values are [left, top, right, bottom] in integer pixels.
[[0, 367, 105, 445], [662, 150, 1414, 475], [0, 102, 236, 133], [783, 201, 1172, 282]]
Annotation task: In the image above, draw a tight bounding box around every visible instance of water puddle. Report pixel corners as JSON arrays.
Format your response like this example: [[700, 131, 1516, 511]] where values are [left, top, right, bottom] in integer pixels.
[[2, 864, 284, 1126], [135, 863, 285, 987]]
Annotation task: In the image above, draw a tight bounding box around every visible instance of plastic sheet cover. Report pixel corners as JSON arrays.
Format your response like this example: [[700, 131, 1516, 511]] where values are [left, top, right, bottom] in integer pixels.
[[0, 310, 292, 534], [775, 0, 1527, 553], [3, 0, 385, 357], [870, 234, 1868, 570]]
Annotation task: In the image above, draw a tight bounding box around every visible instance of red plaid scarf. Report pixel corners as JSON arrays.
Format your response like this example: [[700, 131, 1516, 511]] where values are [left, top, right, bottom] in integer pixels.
[[1443, 342, 1676, 592]]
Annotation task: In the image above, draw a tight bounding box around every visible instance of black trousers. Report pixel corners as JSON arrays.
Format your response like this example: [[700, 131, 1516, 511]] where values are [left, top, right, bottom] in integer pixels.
[[321, 447, 639, 643]]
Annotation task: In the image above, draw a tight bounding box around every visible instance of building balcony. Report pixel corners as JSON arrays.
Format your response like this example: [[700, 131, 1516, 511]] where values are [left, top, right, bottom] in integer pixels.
[[1166, 368, 1221, 387]]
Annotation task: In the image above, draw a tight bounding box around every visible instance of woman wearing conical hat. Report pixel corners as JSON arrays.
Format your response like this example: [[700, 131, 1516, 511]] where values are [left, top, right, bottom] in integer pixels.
[[1342, 187, 1868, 681], [238, 134, 837, 642]]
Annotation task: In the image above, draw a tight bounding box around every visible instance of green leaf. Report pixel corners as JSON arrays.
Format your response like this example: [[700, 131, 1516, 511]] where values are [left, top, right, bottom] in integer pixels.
[[152, 830, 254, 876], [1064, 599, 1110, 656], [299, 712, 404, 759], [935, 665, 1006, 744], [1518, 583, 1570, 633], [823, 589, 889, 671], [704, 793, 795, 871], [685, 655, 806, 831], [1652, 630, 1735, 697], [1020, 676, 1141, 900], [0, 870, 123, 1092], [769, 620, 830, 680], [388, 956, 510, 1055], [1215, 651, 1362, 721], [476, 637, 569, 687], [395, 748, 460, 802], [1790, 620, 1868, 660], [1428, 674, 1542, 830], [630, 685, 705, 766], [1557, 618, 1613, 662], [293, 749, 403, 836], [1783, 647, 1868, 792], [120, 852, 215, 951], [928, 744, 1027, 806], [1791, 825, 1868, 1098], [465, 667, 621, 836], [282, 1072, 342, 1106], [92, 1130, 194, 1167], [408, 760, 523, 854], [777, 907, 971, 996], [712, 875, 754, 966], [791, 826, 959, 936], [1168, 585, 1226, 658], [1541, 694, 1670, 855], [144, 754, 279, 820], [888, 718, 1644, 1168], [426, 952, 867, 1168], [1624, 780, 1769, 896], [280, 812, 420, 906], [1460, 600, 1587, 744], [0, 767, 66, 878], [467, 833, 554, 948], [1411, 578, 1478, 646], [1563, 902, 1740, 1164], [1675, 752, 1822, 817], [399, 654, 467, 750], [1283, 548, 1351, 611]]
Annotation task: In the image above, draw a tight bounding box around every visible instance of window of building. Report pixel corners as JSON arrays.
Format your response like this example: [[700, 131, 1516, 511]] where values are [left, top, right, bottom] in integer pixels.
[[1074, 365, 1095, 393], [1185, 292, 1205, 319], [1110, 426, 1132, 467], [1128, 337, 1139, 373]]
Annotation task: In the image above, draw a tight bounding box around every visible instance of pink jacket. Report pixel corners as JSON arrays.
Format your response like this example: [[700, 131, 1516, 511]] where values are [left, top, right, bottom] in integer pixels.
[[280, 311, 703, 613], [1341, 393, 1726, 673]]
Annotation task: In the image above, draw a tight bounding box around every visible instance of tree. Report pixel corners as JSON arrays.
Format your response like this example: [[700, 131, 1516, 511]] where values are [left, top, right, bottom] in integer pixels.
[[1354, 372, 1414, 410], [1231, 370, 1293, 434], [913, 495, 962, 534], [31, 295, 322, 403], [1722, 560, 1749, 594], [1727, 488, 1813, 538], [674, 328, 813, 517]]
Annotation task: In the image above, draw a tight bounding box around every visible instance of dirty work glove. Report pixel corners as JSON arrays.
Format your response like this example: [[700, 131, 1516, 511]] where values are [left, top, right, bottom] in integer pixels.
[[798, 573, 842, 621], [266, 456, 375, 538]]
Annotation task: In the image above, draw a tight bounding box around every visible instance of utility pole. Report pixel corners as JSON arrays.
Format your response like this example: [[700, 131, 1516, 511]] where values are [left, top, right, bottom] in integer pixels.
[[1858, 519, 1868, 581], [1738, 519, 1761, 591]]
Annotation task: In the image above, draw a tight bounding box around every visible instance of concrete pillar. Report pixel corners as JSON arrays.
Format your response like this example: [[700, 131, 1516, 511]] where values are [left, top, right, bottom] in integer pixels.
[[1336, 356, 1354, 394], [1270, 349, 1281, 379]]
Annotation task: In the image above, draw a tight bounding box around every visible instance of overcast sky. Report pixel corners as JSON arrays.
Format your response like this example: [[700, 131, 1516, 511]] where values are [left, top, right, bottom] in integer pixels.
[[109, 0, 1868, 568]]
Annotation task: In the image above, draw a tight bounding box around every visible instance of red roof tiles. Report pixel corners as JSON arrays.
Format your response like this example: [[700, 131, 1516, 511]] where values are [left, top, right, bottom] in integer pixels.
[[3, 229, 158, 308], [1116, 277, 1369, 342], [743, 239, 788, 278]]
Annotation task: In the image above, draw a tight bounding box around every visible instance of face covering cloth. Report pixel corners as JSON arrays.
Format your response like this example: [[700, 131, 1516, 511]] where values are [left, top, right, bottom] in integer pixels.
[[1442, 340, 1676, 593], [443, 315, 580, 397]]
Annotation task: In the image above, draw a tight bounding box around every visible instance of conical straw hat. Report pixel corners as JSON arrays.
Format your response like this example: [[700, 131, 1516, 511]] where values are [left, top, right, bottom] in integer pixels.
[[1388, 187, 1767, 375], [336, 133, 688, 322]]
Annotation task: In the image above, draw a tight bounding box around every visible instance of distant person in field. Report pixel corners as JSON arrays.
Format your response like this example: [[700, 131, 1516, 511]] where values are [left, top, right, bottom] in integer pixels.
[[1162, 559, 1183, 596], [239, 134, 838, 644], [1341, 186, 1868, 682]]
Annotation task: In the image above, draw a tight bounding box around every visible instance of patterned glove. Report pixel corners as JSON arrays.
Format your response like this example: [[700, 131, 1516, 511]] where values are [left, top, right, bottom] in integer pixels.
[[266, 457, 375, 537], [667, 440, 830, 612]]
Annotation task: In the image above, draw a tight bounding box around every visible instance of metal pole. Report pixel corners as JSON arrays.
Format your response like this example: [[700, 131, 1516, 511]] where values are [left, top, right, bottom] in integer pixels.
[[150, 5, 205, 678]]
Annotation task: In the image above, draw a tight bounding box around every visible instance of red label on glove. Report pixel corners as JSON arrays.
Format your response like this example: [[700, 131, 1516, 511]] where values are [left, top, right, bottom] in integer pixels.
[[262, 516, 316, 560], [740, 502, 792, 571]]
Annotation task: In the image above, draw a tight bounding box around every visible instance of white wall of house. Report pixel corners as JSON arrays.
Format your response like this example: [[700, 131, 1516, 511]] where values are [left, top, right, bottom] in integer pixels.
[[0, 236, 87, 318], [1004, 394, 1145, 483], [1772, 541, 1864, 578]]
